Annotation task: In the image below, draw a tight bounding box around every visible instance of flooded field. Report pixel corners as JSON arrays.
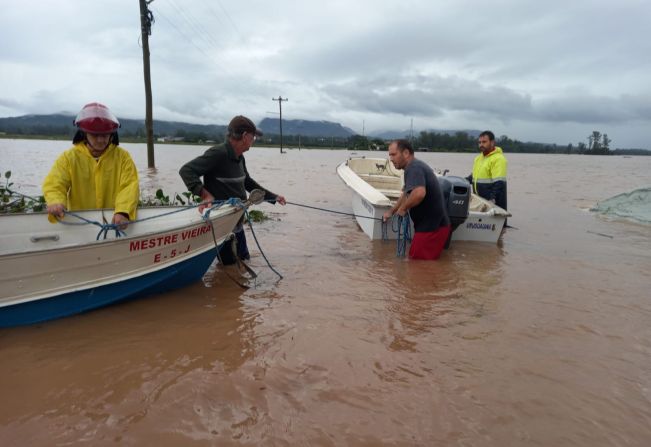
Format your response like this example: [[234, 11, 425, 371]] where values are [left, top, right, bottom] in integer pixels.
[[1, 140, 650, 446]]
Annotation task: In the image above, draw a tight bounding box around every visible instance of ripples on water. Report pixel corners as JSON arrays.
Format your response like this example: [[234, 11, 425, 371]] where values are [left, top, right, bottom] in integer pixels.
[[1, 141, 650, 445]]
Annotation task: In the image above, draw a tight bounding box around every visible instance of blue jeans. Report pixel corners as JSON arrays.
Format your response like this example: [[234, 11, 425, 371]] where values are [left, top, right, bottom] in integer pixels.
[[219, 229, 250, 265]]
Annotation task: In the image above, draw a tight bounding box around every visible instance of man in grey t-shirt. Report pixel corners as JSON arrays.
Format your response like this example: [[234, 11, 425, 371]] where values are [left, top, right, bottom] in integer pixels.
[[382, 139, 451, 260]]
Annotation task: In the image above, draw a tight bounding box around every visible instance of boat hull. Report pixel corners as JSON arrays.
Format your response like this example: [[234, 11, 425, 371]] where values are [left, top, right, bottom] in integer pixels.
[[0, 206, 244, 327], [348, 191, 505, 242], [337, 158, 509, 243], [0, 248, 216, 327], [451, 212, 507, 242]]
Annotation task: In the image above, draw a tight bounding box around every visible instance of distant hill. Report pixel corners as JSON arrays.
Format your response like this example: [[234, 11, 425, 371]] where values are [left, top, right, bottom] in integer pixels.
[[0, 114, 356, 139], [0, 113, 483, 141], [0, 113, 228, 138], [0, 114, 76, 136], [259, 118, 355, 137]]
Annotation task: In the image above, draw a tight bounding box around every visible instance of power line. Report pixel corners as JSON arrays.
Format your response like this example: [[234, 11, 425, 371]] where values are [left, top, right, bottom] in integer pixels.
[[214, 1, 243, 40], [162, 0, 226, 56], [155, 10, 212, 60], [154, 3, 232, 74]]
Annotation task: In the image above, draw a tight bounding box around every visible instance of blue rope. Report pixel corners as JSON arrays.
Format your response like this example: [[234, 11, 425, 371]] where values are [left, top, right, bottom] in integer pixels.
[[59, 211, 128, 240], [96, 225, 127, 240], [10, 188, 283, 280], [392, 215, 412, 258], [203, 198, 283, 282], [202, 197, 245, 215], [243, 209, 283, 281], [59, 198, 244, 240]]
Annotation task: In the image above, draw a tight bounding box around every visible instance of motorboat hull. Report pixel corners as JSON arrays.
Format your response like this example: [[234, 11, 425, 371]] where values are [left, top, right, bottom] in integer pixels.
[[0, 205, 244, 327], [337, 157, 509, 243]]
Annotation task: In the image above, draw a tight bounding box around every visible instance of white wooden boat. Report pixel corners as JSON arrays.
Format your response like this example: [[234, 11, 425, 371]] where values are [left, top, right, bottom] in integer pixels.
[[336, 157, 510, 243], [0, 203, 245, 327]]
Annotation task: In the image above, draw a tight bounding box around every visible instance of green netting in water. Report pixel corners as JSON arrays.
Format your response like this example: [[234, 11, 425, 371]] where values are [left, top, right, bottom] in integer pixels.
[[590, 187, 651, 224]]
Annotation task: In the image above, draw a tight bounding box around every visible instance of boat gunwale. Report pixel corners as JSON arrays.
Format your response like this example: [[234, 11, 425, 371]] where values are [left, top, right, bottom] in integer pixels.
[[0, 205, 243, 258]]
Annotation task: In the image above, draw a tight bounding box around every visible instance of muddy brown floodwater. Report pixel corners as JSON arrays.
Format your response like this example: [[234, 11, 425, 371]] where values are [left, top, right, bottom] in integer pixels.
[[1, 140, 650, 446]]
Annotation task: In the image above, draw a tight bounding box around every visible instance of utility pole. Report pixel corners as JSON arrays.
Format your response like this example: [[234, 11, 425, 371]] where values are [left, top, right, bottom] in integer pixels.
[[139, 0, 155, 168], [409, 118, 414, 145], [272, 96, 288, 154]]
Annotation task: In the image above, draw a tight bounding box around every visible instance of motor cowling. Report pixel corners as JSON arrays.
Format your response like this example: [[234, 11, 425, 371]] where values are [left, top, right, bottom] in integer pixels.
[[438, 175, 470, 231]]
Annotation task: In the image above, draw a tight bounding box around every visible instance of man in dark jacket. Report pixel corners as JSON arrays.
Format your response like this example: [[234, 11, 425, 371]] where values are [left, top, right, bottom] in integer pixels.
[[179, 115, 286, 265]]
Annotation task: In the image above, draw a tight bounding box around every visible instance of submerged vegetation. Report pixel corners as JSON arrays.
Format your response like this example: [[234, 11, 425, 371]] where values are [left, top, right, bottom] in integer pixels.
[[246, 209, 269, 223], [1, 171, 45, 213], [139, 189, 200, 207], [1, 172, 270, 223]]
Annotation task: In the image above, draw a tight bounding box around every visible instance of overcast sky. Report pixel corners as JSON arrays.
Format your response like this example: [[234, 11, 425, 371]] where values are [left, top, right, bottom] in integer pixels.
[[1, 0, 649, 148]]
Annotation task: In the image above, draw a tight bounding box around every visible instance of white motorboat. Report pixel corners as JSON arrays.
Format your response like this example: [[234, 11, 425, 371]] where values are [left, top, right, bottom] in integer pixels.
[[336, 157, 510, 243], [0, 201, 246, 327]]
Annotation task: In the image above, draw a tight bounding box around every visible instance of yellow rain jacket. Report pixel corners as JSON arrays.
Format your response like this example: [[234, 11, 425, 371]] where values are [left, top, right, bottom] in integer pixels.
[[470, 146, 508, 210], [43, 143, 139, 221]]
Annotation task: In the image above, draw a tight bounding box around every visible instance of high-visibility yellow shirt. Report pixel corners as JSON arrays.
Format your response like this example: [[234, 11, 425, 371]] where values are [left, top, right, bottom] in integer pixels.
[[43, 142, 139, 220], [471, 146, 508, 209]]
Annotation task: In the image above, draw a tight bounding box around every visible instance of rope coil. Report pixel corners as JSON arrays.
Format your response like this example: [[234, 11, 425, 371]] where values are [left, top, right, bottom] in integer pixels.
[[62, 199, 241, 241], [392, 215, 412, 257]]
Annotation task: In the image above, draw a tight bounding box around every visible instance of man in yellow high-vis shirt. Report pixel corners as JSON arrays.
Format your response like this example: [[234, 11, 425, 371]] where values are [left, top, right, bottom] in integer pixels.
[[467, 130, 508, 211]]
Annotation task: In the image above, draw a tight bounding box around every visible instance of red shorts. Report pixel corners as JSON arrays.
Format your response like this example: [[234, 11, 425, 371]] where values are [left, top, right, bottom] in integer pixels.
[[409, 225, 451, 260]]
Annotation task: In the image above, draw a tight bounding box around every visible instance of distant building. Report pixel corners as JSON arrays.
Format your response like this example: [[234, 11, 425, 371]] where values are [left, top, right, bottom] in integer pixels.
[[157, 136, 185, 143]]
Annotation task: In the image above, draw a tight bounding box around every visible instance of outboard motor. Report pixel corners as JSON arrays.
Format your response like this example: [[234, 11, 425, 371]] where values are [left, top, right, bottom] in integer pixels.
[[438, 175, 471, 247]]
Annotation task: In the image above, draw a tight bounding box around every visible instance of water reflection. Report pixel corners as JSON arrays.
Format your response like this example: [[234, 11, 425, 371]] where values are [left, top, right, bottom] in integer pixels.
[[363, 240, 506, 353], [0, 271, 258, 442]]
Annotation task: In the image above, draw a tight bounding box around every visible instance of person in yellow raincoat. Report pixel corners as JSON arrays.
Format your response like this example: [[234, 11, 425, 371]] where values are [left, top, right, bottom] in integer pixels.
[[42, 103, 139, 228], [466, 130, 508, 211]]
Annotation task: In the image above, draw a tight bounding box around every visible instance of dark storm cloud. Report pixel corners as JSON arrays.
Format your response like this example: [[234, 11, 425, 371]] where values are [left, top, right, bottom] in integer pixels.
[[321, 75, 533, 120], [1, 0, 649, 146], [322, 75, 651, 128]]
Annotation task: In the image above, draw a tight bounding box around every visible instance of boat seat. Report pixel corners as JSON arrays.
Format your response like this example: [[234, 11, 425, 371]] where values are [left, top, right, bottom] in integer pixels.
[[377, 189, 401, 198], [358, 174, 402, 190], [357, 173, 399, 182]]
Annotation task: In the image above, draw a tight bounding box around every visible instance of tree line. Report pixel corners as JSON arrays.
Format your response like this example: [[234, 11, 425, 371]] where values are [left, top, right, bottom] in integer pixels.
[[1, 121, 647, 154], [356, 130, 647, 155], [409, 130, 613, 154]]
